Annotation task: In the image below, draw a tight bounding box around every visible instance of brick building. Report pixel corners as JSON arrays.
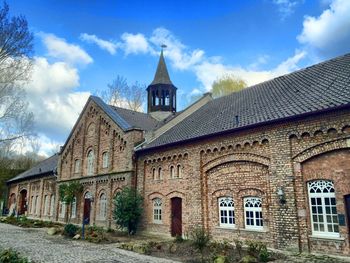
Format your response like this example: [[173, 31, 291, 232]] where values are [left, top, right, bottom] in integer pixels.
[[6, 51, 350, 255]]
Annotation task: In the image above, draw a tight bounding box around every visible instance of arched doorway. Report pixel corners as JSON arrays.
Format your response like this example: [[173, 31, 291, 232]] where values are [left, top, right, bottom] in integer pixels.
[[83, 192, 92, 224], [19, 189, 27, 215], [171, 197, 182, 236]]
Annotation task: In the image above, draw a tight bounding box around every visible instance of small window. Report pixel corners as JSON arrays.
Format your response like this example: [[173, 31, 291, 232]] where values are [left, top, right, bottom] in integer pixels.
[[153, 198, 162, 223], [102, 152, 109, 168], [308, 180, 339, 237], [35, 196, 39, 215], [158, 167, 162, 180], [71, 197, 77, 218], [99, 193, 107, 220], [152, 168, 157, 180], [219, 197, 235, 228], [87, 150, 94, 175], [31, 196, 34, 214], [59, 201, 66, 218], [170, 166, 175, 178], [244, 197, 263, 230], [177, 164, 182, 178], [74, 159, 80, 173]]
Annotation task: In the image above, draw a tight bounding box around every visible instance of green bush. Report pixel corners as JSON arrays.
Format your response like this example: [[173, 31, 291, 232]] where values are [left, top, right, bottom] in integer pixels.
[[245, 240, 270, 261], [0, 248, 30, 263], [190, 226, 211, 262], [64, 223, 78, 237], [113, 187, 143, 234]]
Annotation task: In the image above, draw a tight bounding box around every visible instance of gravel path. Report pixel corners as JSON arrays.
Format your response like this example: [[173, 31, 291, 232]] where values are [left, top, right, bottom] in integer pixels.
[[0, 223, 180, 263]]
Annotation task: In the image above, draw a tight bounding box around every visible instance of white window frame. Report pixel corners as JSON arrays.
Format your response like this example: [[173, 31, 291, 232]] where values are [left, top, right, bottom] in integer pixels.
[[308, 180, 339, 237], [74, 159, 80, 173], [244, 197, 263, 230], [99, 193, 107, 220], [59, 201, 66, 218], [87, 150, 94, 175], [153, 198, 162, 224], [35, 196, 39, 215], [218, 197, 235, 228], [71, 197, 77, 219], [102, 152, 109, 168]]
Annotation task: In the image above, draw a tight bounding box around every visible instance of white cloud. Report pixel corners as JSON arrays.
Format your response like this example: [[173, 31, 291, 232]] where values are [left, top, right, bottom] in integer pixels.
[[41, 33, 93, 65], [273, 0, 299, 20], [297, 0, 350, 57], [121, 33, 151, 55], [80, 33, 119, 55], [150, 28, 205, 70], [24, 57, 90, 155]]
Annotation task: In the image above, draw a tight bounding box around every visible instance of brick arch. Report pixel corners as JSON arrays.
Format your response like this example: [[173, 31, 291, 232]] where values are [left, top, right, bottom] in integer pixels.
[[238, 188, 265, 198], [293, 138, 350, 163], [202, 153, 270, 173], [166, 191, 185, 200], [148, 192, 165, 200]]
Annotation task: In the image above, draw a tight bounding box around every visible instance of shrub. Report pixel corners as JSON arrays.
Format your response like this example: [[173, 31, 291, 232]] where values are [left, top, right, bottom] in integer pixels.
[[113, 187, 143, 234], [0, 248, 30, 263], [245, 240, 270, 261], [190, 226, 211, 262], [64, 223, 78, 237]]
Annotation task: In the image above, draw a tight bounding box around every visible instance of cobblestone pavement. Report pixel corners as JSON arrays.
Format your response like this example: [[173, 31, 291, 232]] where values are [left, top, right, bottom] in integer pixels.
[[0, 223, 180, 263]]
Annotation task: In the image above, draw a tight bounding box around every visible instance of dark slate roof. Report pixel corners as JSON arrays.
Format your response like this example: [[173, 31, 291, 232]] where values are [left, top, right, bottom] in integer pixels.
[[142, 53, 350, 150], [150, 50, 173, 85], [111, 106, 159, 131], [7, 154, 58, 184]]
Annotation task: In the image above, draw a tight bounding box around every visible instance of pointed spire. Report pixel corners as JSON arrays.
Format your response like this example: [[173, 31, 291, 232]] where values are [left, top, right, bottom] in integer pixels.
[[151, 48, 172, 85]]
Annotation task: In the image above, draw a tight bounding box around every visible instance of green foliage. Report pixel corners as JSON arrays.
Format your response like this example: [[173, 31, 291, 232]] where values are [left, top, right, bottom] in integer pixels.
[[190, 226, 211, 262], [58, 181, 83, 204], [85, 224, 106, 243], [113, 187, 143, 234], [64, 223, 78, 237], [245, 240, 270, 261], [211, 74, 247, 98], [0, 248, 30, 263]]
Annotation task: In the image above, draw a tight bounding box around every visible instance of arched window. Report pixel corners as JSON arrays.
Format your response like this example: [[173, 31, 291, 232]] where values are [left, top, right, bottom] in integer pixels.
[[44, 195, 49, 216], [99, 193, 107, 220], [59, 201, 66, 218], [170, 166, 175, 178], [31, 196, 34, 214], [87, 150, 94, 175], [153, 198, 162, 223], [158, 167, 162, 180], [177, 164, 182, 178], [308, 180, 339, 237], [74, 159, 80, 173], [244, 197, 263, 230], [50, 195, 55, 216], [152, 168, 157, 180], [71, 197, 77, 218], [218, 197, 235, 228], [102, 152, 109, 168], [35, 196, 39, 215]]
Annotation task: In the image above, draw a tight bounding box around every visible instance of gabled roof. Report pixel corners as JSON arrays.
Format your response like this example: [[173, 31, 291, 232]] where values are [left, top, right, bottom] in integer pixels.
[[149, 50, 173, 85], [141, 53, 350, 150], [7, 154, 58, 184], [111, 106, 159, 131]]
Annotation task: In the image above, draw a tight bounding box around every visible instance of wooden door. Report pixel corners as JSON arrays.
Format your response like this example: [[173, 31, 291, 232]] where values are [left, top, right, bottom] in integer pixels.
[[83, 199, 91, 224], [19, 190, 27, 215], [345, 195, 350, 239], [171, 197, 182, 236]]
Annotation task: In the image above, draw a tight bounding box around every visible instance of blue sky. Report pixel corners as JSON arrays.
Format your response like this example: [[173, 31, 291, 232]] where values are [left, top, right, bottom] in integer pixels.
[[7, 0, 350, 156]]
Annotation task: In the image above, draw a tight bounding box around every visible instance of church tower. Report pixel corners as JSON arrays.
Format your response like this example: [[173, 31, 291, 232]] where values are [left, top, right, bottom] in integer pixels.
[[147, 48, 177, 120]]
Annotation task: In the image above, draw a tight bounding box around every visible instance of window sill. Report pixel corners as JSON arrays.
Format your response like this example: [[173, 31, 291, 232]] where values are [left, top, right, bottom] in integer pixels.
[[216, 226, 236, 230], [152, 221, 163, 225], [309, 235, 345, 241], [240, 228, 267, 233]]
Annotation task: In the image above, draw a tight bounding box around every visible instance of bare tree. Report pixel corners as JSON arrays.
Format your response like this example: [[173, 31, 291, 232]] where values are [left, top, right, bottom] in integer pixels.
[[0, 2, 34, 146], [100, 75, 146, 112]]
